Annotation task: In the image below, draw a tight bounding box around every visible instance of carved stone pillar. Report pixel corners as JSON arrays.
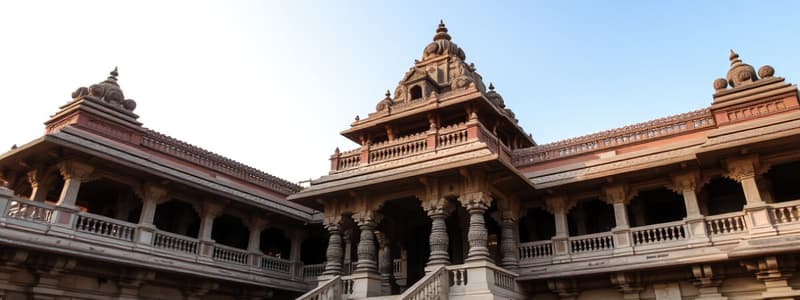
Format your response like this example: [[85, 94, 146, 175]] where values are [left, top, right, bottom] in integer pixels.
[[52, 160, 94, 227], [424, 202, 451, 268], [246, 217, 268, 265], [343, 228, 353, 274], [322, 222, 343, 276], [669, 171, 709, 245], [27, 168, 52, 202], [547, 278, 579, 300], [289, 228, 304, 278], [134, 183, 168, 244], [497, 196, 520, 270], [197, 201, 224, 258], [460, 192, 492, 262], [354, 212, 380, 273], [351, 211, 383, 298], [604, 184, 634, 255], [500, 216, 519, 270], [691, 264, 727, 300], [727, 156, 775, 236], [741, 255, 800, 300], [610, 272, 643, 300], [545, 195, 573, 259], [375, 231, 392, 295]]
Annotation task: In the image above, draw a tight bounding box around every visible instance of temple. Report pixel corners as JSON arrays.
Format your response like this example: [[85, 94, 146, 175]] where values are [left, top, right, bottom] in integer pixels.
[[1, 22, 800, 300]]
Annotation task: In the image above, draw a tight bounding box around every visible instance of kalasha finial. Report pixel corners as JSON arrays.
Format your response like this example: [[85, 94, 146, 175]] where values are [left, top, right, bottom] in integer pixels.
[[109, 66, 119, 80], [355, 115, 360, 121], [729, 49, 742, 66], [489, 82, 495, 91], [433, 20, 451, 41], [385, 90, 391, 98]]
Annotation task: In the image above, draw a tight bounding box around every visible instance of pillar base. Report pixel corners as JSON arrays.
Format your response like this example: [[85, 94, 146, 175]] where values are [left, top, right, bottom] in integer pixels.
[[347, 272, 384, 298]]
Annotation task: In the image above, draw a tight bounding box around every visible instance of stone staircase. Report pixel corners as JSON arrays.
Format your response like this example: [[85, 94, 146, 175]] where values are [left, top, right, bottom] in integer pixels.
[[296, 262, 526, 300]]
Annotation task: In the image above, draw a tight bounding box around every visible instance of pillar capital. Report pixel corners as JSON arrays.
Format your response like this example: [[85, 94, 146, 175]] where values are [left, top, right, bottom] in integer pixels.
[[58, 160, 95, 181], [667, 170, 703, 194], [544, 194, 574, 214], [458, 191, 491, 211], [422, 198, 453, 218], [199, 201, 225, 218], [602, 183, 635, 205], [245, 216, 269, 232], [353, 210, 382, 228], [27, 167, 52, 189], [725, 155, 760, 182], [138, 182, 169, 204]]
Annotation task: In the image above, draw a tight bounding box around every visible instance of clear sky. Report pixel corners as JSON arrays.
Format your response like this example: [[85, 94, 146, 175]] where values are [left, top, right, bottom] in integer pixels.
[[1, 1, 798, 183]]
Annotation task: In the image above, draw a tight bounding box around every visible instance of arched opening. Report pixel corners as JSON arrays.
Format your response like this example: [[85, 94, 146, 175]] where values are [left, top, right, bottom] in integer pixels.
[[765, 161, 800, 203], [153, 200, 200, 237], [519, 207, 555, 243], [409, 85, 423, 101], [261, 228, 291, 259], [211, 214, 250, 250], [377, 196, 431, 293], [567, 198, 615, 236], [699, 177, 746, 215], [75, 178, 142, 223], [628, 187, 686, 227]]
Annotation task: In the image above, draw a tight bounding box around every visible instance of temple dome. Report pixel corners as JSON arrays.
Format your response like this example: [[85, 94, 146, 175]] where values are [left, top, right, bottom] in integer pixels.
[[422, 21, 466, 61]]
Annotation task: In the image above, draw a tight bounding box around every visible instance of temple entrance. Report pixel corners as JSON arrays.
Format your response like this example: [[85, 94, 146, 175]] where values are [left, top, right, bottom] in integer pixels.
[[377, 197, 430, 293]]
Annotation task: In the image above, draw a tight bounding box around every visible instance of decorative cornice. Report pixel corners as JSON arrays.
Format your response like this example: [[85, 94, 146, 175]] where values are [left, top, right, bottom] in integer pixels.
[[513, 108, 714, 166], [141, 129, 301, 195]]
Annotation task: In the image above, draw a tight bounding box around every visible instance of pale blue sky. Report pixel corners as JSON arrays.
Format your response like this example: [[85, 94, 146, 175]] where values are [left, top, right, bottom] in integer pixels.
[[0, 1, 798, 182]]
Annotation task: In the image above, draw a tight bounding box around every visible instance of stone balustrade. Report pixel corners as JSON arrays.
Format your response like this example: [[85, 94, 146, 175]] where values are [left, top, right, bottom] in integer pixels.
[[517, 202, 800, 271], [212, 243, 250, 265], [329, 121, 508, 172], [769, 199, 800, 224], [75, 212, 136, 241], [569, 232, 615, 254], [398, 265, 449, 300], [296, 276, 342, 300], [0, 193, 312, 292], [152, 230, 200, 255], [5, 199, 54, 223], [518, 240, 554, 260], [631, 220, 688, 246], [705, 211, 748, 236]]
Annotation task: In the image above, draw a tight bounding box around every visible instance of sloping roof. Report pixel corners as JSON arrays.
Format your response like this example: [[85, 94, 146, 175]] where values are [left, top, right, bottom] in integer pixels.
[[141, 129, 302, 195]]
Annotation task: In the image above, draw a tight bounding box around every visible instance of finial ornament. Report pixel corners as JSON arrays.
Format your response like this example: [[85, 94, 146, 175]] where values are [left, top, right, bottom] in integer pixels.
[[725, 49, 757, 88], [70, 67, 138, 114], [109, 67, 119, 80], [385, 90, 391, 98], [489, 83, 495, 91], [433, 20, 451, 41]]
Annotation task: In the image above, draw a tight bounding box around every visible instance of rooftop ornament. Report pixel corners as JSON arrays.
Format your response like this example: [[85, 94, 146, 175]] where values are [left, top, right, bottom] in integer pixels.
[[71, 67, 138, 115], [714, 50, 776, 92]]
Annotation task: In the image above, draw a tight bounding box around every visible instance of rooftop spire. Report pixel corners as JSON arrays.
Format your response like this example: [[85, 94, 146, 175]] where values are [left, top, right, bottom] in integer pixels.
[[729, 49, 742, 66], [433, 20, 451, 41], [109, 66, 119, 81]]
